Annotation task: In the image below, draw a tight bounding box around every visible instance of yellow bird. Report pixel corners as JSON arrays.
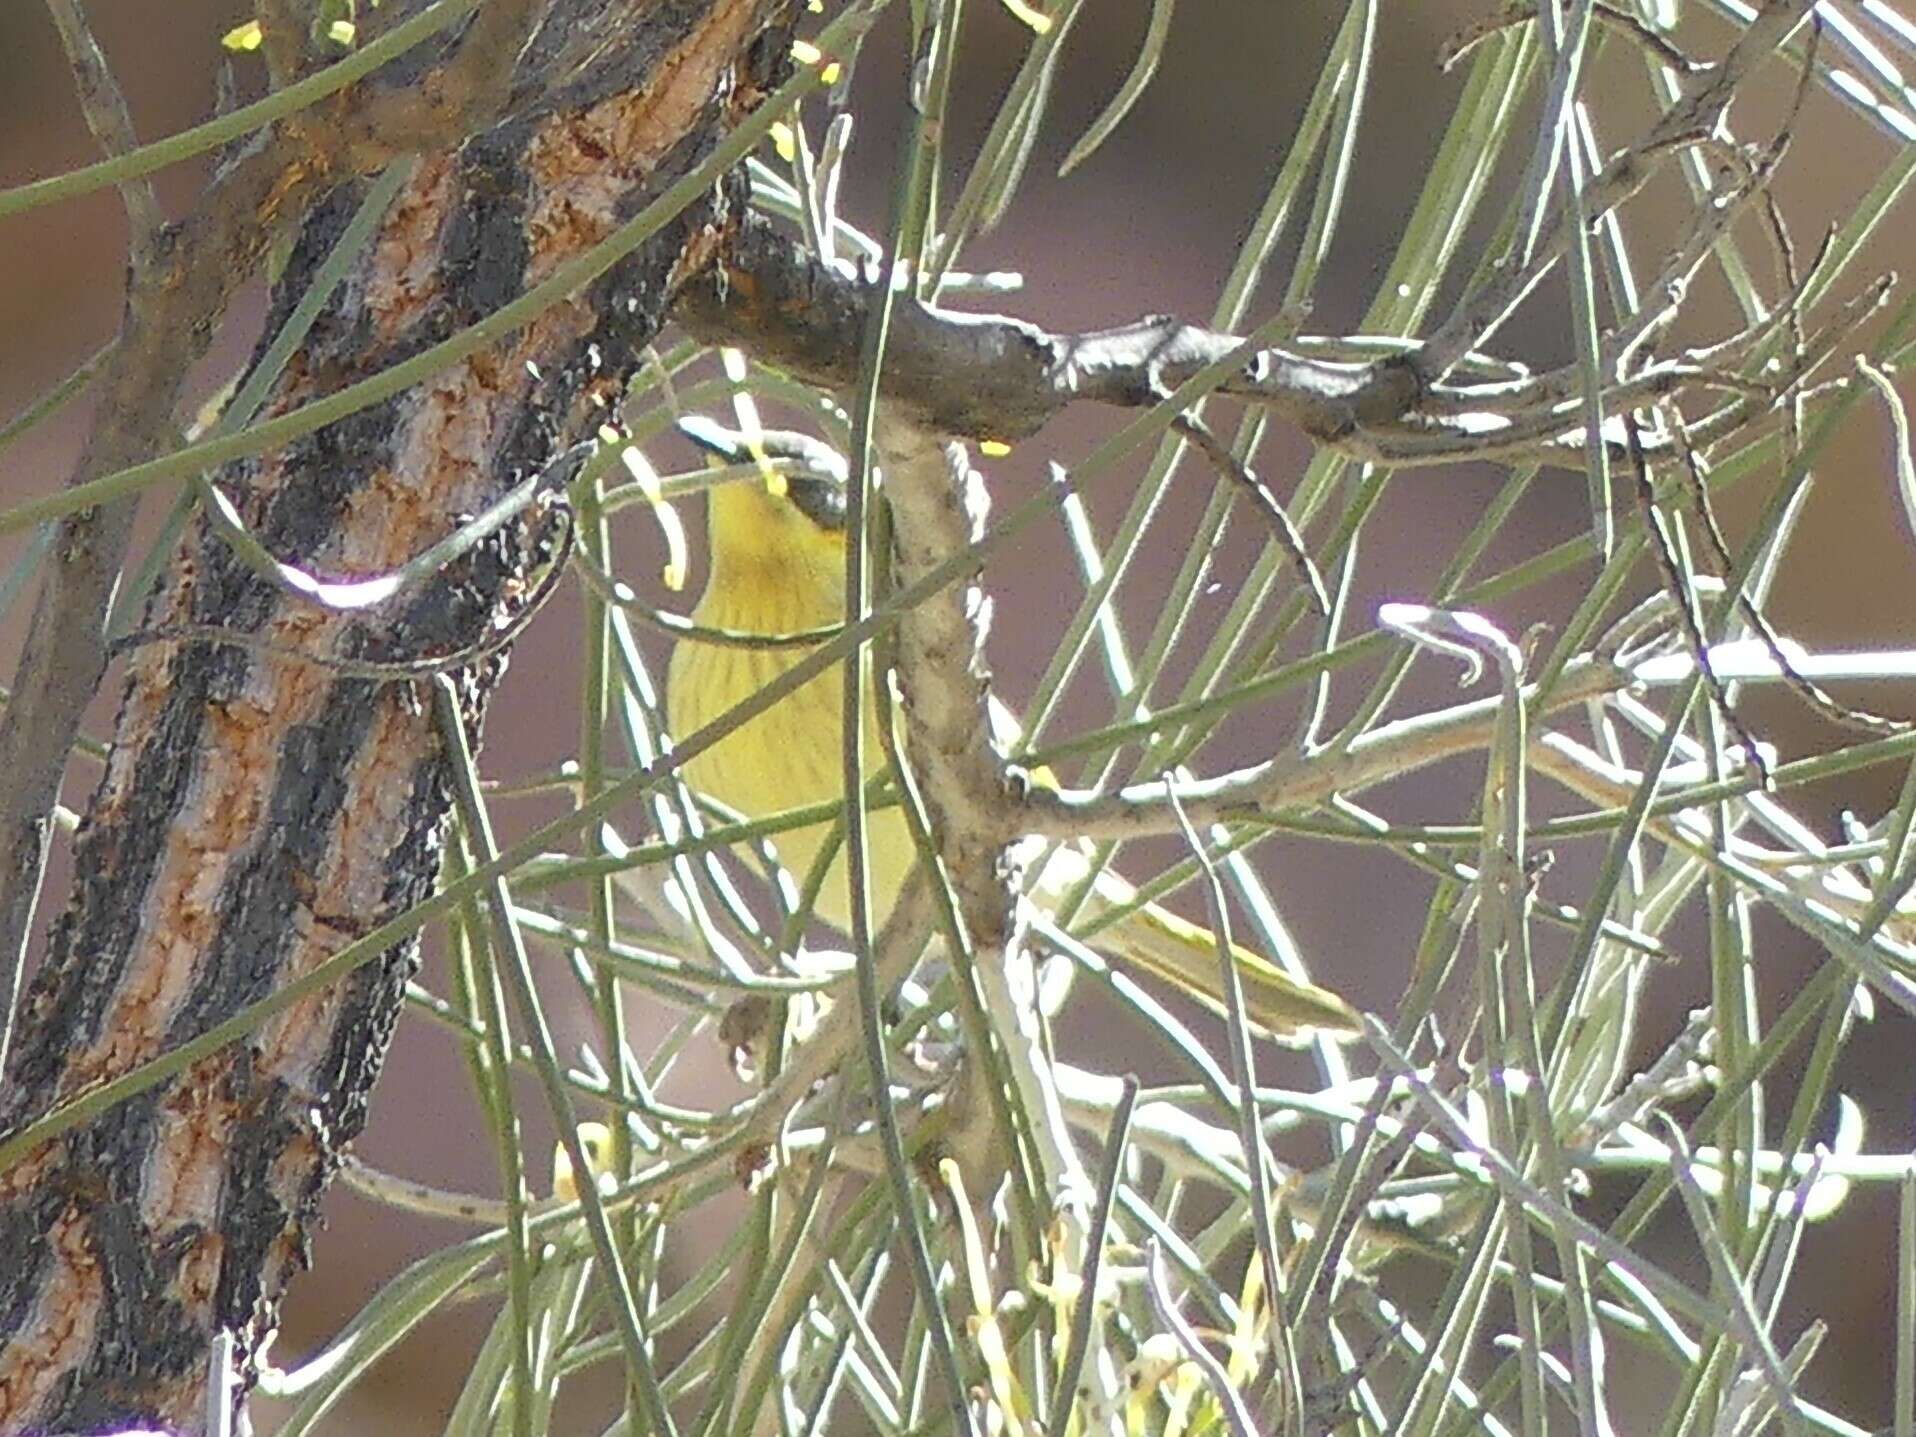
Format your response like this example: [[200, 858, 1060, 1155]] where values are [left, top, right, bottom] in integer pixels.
[[665, 450, 1361, 1045]]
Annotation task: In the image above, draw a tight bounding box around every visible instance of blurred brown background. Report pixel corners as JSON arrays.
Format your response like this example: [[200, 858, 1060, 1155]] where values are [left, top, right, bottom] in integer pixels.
[[2, 0, 1913, 1429]]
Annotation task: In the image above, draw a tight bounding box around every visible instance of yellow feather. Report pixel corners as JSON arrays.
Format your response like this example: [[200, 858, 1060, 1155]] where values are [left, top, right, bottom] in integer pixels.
[[667, 480, 914, 932], [666, 479, 1360, 1043]]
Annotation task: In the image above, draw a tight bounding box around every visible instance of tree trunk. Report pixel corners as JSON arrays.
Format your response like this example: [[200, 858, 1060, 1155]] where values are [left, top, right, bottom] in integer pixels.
[[0, 1, 789, 1428]]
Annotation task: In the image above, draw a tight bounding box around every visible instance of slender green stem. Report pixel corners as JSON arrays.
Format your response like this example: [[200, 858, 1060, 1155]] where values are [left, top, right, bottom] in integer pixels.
[[432, 676, 678, 1437]]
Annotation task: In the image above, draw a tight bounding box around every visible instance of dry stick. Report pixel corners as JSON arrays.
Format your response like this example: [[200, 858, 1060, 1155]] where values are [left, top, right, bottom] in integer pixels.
[[1666, 408, 1908, 737], [1763, 174, 1812, 376], [1167, 406, 1329, 614], [41, 0, 162, 242], [1013, 652, 1633, 843], [673, 225, 1412, 450], [1606, 130, 1795, 379], [1642, 33, 1910, 748], [1736, 15, 1821, 475], [0, 0, 173, 1083], [254, 0, 314, 90], [337, 1152, 515, 1226], [872, 414, 1109, 1421], [0, 0, 174, 1086], [1404, 245, 1876, 467], [1569, 1008, 1714, 1149], [1605, 18, 1824, 395], [1624, 412, 1771, 785], [1439, 0, 1707, 77], [1413, 0, 1819, 384]]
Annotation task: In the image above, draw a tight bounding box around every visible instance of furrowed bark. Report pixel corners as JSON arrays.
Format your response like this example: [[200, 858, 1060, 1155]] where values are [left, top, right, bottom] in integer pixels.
[[0, 0, 790, 1429]]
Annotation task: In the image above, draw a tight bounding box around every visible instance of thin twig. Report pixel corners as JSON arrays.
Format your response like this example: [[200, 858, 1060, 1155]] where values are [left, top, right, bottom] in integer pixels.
[[1625, 412, 1771, 783], [1168, 408, 1329, 613], [1666, 407, 1908, 737], [42, 0, 162, 242], [1440, 0, 1707, 77]]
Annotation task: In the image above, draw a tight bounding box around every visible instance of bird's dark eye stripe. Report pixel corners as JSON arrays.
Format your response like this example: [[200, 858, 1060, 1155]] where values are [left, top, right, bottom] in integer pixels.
[[788, 476, 848, 531]]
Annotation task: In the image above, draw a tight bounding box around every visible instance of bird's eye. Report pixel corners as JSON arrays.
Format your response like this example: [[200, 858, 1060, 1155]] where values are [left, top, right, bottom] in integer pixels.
[[787, 476, 848, 532]]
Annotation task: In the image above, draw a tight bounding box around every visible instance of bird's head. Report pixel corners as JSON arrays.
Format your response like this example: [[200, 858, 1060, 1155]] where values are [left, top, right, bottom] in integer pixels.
[[682, 418, 851, 626]]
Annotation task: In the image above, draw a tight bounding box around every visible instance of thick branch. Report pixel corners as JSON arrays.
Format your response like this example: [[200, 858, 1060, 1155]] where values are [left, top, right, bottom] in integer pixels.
[[677, 215, 1421, 448], [0, 139, 303, 1023], [676, 195, 1863, 475], [875, 412, 1127, 1413], [876, 419, 1018, 940], [678, 3, 1846, 484]]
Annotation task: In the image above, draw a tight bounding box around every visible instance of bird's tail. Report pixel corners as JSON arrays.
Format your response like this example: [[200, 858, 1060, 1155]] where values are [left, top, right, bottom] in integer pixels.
[[1062, 858, 1362, 1045]]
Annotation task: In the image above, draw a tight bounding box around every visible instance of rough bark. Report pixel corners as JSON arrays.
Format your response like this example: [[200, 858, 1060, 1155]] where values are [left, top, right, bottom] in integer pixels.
[[0, 0, 790, 1429]]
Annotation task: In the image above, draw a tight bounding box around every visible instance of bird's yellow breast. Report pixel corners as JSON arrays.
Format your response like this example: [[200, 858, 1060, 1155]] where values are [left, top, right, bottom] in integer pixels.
[[665, 482, 915, 934]]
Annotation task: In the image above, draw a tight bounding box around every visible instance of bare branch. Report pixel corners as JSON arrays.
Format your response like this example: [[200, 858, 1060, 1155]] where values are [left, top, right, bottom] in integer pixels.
[[1439, 1, 1708, 77], [42, 0, 162, 242], [1415, 0, 1818, 381], [1016, 655, 1633, 843], [1168, 407, 1328, 613], [675, 215, 1423, 448], [680, 206, 1891, 481]]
